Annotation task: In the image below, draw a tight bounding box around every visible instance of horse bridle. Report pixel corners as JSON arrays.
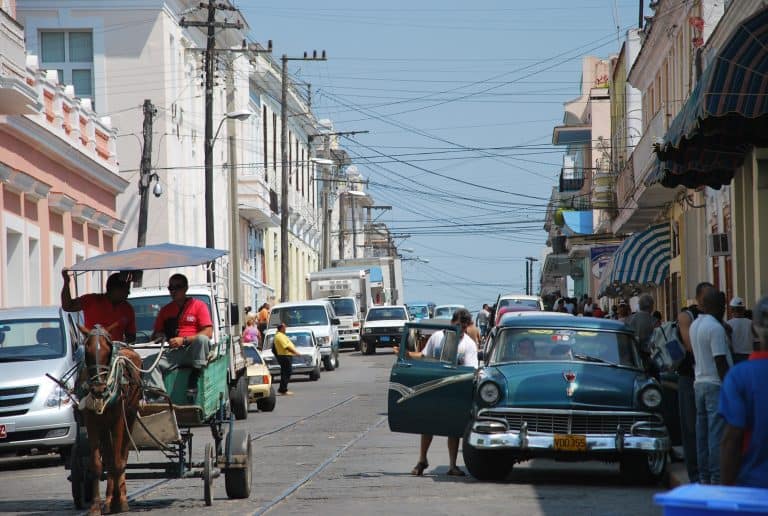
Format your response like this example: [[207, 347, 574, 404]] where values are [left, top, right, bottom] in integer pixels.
[[84, 324, 114, 392]]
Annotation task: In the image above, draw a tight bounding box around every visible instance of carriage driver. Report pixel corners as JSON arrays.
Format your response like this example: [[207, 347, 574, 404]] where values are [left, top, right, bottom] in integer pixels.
[[142, 273, 213, 400]]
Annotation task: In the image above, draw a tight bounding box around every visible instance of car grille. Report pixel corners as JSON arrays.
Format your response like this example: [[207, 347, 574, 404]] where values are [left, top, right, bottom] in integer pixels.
[[482, 410, 662, 435], [339, 329, 359, 335], [0, 386, 38, 417], [366, 326, 400, 335]]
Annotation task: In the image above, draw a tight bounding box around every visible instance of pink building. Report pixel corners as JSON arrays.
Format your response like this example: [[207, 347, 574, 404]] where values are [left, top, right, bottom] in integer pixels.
[[0, 4, 126, 307]]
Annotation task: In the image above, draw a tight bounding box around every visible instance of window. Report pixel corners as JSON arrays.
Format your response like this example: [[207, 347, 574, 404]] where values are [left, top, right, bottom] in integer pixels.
[[40, 31, 94, 104], [272, 113, 277, 171], [263, 105, 268, 180]]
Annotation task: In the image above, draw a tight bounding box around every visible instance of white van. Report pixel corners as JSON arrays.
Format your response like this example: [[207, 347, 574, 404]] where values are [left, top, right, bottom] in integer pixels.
[[0, 306, 80, 459], [323, 296, 361, 350], [267, 300, 340, 371]]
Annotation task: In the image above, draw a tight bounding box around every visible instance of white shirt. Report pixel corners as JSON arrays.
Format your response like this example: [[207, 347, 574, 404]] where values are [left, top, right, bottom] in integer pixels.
[[727, 317, 754, 355], [422, 331, 478, 368], [690, 313, 733, 385]]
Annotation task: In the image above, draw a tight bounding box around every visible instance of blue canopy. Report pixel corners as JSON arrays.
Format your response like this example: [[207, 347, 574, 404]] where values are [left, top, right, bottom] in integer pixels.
[[68, 243, 228, 272], [369, 267, 383, 284], [599, 223, 670, 297]]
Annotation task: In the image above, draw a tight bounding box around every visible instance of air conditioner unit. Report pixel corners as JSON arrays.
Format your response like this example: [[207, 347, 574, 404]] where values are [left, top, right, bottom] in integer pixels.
[[707, 233, 730, 257]]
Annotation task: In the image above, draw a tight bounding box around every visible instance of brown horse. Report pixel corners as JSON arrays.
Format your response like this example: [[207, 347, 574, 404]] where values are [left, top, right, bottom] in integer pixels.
[[78, 323, 142, 515]]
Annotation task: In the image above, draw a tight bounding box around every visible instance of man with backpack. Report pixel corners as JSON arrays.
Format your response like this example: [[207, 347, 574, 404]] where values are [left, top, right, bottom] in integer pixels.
[[674, 281, 713, 483]]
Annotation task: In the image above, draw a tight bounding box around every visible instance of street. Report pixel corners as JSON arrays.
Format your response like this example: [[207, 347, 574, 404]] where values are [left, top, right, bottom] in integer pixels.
[[0, 350, 665, 515]]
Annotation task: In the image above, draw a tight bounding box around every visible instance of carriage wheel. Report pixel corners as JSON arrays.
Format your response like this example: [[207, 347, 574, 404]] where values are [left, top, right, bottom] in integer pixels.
[[69, 429, 93, 509], [203, 443, 215, 506], [224, 429, 252, 499]]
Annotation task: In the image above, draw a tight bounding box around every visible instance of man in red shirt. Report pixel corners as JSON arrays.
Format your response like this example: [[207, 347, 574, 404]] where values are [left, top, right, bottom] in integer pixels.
[[61, 269, 136, 343], [143, 273, 214, 398]]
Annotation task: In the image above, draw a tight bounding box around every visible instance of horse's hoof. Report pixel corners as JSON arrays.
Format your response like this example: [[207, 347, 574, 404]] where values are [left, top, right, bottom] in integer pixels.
[[87, 506, 101, 516]]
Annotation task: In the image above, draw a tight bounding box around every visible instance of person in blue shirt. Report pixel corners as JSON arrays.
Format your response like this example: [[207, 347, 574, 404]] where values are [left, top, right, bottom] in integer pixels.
[[719, 295, 768, 487]]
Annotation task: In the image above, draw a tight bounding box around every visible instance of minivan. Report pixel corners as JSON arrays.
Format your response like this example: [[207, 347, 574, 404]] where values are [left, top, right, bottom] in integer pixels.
[[0, 306, 80, 459], [267, 300, 340, 371]]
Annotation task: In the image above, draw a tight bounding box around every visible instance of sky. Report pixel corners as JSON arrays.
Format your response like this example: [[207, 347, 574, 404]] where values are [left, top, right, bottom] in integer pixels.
[[240, 1, 648, 310]]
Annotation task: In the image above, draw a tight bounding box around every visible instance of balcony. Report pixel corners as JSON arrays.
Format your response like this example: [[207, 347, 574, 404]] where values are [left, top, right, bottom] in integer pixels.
[[0, 10, 40, 115], [239, 174, 279, 228], [559, 167, 585, 192]]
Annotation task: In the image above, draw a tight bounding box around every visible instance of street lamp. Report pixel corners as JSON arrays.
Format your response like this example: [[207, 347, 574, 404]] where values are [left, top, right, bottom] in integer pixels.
[[205, 109, 253, 250]]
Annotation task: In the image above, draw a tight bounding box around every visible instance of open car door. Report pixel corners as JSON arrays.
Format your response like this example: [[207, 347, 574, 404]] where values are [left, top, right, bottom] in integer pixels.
[[388, 322, 475, 437]]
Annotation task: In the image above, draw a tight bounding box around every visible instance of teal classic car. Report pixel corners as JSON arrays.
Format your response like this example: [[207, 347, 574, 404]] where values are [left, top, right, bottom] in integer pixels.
[[388, 315, 670, 483]]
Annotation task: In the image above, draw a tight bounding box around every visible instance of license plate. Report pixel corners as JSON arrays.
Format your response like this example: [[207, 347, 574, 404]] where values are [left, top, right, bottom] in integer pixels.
[[380, 336, 389, 342], [553, 434, 586, 451]]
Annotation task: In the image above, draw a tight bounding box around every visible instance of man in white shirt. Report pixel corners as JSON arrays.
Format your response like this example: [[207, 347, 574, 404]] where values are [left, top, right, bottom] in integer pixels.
[[727, 297, 757, 364], [690, 288, 733, 484]]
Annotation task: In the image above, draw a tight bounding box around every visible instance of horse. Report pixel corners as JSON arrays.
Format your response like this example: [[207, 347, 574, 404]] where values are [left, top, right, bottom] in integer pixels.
[[77, 323, 143, 515]]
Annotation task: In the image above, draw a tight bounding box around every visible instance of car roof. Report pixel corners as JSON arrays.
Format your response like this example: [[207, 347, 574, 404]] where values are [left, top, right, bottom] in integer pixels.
[[499, 294, 541, 301], [497, 313, 630, 331], [271, 300, 332, 309], [368, 305, 407, 310], [435, 304, 465, 309], [0, 305, 64, 319]]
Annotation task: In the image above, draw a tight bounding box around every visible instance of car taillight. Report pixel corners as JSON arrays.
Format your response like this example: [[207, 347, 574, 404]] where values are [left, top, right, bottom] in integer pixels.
[[353, 321, 360, 327], [263, 375, 270, 384]]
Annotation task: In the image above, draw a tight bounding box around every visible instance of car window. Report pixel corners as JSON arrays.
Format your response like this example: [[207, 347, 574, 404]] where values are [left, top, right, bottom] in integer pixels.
[[499, 298, 540, 309], [129, 294, 212, 342], [287, 333, 314, 348], [408, 305, 429, 319], [269, 306, 329, 327], [243, 346, 263, 364], [328, 298, 356, 316], [490, 328, 639, 367], [0, 318, 66, 361], [366, 307, 407, 321]]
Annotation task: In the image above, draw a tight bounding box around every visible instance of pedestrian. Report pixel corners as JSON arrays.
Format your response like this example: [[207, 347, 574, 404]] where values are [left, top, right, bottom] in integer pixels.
[[396, 309, 478, 477], [726, 297, 757, 364], [465, 319, 481, 348], [565, 297, 576, 315], [626, 294, 655, 365], [719, 295, 768, 488], [143, 273, 214, 400], [652, 310, 662, 328], [617, 301, 631, 324], [476, 303, 490, 338], [555, 298, 567, 313], [690, 288, 733, 484], [610, 304, 619, 320], [274, 322, 300, 396], [61, 269, 136, 343], [591, 303, 605, 318], [242, 313, 260, 346], [582, 297, 593, 316], [257, 302, 270, 343]]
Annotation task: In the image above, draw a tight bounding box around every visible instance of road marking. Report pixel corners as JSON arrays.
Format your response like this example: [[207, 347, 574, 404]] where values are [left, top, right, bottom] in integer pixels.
[[250, 394, 357, 442], [251, 415, 387, 515]]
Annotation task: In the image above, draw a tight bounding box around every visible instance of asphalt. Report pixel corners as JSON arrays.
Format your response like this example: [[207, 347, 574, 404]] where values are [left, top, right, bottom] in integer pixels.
[[664, 447, 690, 489]]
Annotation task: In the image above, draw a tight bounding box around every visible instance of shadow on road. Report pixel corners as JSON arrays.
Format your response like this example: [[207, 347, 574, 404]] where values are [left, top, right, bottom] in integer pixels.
[[0, 453, 63, 471]]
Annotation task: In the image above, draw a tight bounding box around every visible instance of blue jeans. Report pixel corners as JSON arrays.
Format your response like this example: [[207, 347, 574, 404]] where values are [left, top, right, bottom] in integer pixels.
[[695, 382, 725, 484], [678, 375, 699, 483]]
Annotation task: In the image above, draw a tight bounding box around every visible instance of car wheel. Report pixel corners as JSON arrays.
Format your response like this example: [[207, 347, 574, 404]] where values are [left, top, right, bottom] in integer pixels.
[[229, 374, 249, 420], [322, 354, 335, 371], [620, 451, 667, 485], [332, 351, 339, 369], [256, 386, 277, 412], [309, 365, 321, 381], [462, 429, 514, 481]]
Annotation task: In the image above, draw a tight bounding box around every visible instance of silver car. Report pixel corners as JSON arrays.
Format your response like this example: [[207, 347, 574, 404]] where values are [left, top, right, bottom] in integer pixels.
[[261, 330, 322, 381], [0, 307, 80, 458]]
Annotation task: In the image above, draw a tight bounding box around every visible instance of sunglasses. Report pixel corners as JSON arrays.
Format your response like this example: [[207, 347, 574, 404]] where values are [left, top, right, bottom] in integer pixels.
[[167, 284, 185, 291]]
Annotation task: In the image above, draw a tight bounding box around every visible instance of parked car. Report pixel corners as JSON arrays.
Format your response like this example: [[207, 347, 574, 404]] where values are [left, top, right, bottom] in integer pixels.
[[0, 306, 81, 460], [406, 301, 435, 321], [433, 304, 466, 320], [267, 301, 340, 371], [242, 344, 276, 412], [261, 330, 323, 381], [388, 315, 670, 483], [324, 296, 362, 350], [361, 305, 410, 355]]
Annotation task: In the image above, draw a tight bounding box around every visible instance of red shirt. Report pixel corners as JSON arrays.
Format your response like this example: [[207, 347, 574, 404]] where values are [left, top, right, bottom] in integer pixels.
[[154, 298, 213, 338], [79, 293, 136, 342]]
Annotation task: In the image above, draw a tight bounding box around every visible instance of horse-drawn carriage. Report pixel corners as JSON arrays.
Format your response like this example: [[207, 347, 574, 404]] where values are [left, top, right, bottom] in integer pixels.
[[63, 244, 252, 512]]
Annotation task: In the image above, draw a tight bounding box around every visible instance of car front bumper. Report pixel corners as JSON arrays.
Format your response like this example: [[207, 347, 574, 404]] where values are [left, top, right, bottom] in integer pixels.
[[0, 406, 77, 451], [248, 383, 271, 402], [361, 333, 401, 346]]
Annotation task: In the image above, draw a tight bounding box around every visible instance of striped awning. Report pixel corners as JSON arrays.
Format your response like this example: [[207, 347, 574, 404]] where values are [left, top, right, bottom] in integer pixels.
[[651, 6, 768, 189], [599, 223, 670, 297]]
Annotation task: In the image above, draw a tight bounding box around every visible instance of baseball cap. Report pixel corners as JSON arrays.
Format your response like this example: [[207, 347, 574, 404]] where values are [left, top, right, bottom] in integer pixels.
[[729, 297, 745, 308]]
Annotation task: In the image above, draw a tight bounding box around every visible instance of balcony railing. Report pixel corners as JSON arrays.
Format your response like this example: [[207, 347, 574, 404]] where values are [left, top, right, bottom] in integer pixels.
[[558, 167, 585, 192]]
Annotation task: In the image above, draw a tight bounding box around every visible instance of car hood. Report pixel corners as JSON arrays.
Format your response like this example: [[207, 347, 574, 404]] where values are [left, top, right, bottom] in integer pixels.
[[281, 324, 332, 337], [1, 357, 73, 388], [364, 320, 407, 328], [493, 362, 640, 409]]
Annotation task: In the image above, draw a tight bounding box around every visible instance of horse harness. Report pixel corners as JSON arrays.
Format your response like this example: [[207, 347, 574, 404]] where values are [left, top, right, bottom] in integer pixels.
[[79, 325, 133, 415]]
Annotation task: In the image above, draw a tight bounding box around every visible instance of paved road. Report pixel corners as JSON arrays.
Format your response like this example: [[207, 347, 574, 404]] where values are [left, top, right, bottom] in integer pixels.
[[0, 350, 666, 515]]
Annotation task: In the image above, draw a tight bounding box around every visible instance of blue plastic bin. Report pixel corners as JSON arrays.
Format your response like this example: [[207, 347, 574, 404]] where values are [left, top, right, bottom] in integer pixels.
[[654, 484, 768, 515]]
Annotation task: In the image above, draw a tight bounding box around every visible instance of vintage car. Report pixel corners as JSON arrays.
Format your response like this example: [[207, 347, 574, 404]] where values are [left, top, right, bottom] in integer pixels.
[[261, 329, 323, 381], [388, 315, 670, 483], [242, 344, 276, 412]]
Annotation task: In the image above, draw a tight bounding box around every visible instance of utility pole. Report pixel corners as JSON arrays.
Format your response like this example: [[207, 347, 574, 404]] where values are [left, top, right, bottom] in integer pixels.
[[280, 50, 326, 302], [525, 257, 539, 296], [180, 2, 242, 250], [136, 98, 156, 250]]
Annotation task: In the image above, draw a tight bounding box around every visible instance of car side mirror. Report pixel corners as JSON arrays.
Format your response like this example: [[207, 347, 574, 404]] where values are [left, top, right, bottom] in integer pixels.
[[331, 317, 341, 325]]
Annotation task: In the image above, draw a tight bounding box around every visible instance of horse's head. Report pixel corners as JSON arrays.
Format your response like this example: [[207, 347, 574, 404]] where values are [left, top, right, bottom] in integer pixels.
[[79, 323, 117, 396]]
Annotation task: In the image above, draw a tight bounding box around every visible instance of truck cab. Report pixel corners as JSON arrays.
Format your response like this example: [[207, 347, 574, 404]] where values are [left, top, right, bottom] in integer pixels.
[[324, 296, 361, 350]]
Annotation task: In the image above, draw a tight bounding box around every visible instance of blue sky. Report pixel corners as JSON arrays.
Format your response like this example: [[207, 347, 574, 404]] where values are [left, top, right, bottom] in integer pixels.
[[240, 1, 647, 310]]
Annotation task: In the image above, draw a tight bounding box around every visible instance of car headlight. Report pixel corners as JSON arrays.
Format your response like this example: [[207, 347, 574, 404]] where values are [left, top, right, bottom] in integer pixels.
[[478, 382, 501, 406], [317, 336, 329, 346], [639, 386, 663, 409], [45, 386, 72, 408], [364, 327, 372, 334], [396, 326, 404, 333]]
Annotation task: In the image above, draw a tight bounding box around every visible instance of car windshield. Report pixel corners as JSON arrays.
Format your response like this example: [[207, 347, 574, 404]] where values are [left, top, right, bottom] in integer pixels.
[[434, 306, 460, 319], [328, 298, 356, 316], [408, 306, 429, 318], [128, 294, 212, 343], [269, 306, 329, 327], [366, 307, 407, 321], [243, 346, 263, 364], [0, 318, 66, 361], [499, 298, 540, 309], [489, 328, 639, 367]]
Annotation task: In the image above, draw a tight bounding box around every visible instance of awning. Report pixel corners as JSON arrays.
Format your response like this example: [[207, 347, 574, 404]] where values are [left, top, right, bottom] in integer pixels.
[[652, 6, 768, 189], [599, 223, 670, 296], [561, 210, 594, 236], [69, 243, 227, 271]]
